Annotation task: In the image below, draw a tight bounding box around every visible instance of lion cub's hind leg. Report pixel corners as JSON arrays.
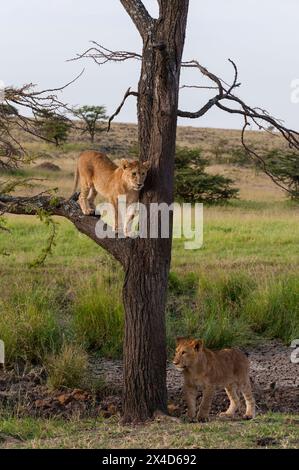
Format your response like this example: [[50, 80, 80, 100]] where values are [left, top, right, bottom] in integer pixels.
[[219, 385, 240, 418], [87, 186, 97, 212], [241, 380, 256, 420], [79, 185, 95, 216]]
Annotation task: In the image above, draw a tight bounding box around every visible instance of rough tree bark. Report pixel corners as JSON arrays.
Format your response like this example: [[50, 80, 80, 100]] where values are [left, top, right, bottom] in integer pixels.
[[120, 0, 189, 422]]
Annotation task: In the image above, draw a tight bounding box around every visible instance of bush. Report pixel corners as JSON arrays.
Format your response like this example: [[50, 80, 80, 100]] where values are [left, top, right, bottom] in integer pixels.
[[263, 149, 299, 198], [175, 147, 239, 203], [46, 343, 89, 390]]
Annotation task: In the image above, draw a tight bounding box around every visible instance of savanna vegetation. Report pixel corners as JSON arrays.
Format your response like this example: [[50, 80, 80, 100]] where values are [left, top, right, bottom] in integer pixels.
[[1, 123, 299, 448]]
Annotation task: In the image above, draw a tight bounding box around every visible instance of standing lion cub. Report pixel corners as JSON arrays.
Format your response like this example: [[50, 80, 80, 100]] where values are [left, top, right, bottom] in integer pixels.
[[73, 151, 150, 234], [173, 337, 256, 422]]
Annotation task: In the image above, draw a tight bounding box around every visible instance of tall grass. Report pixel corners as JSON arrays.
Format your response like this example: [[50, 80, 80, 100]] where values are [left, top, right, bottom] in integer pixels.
[[167, 271, 299, 352], [0, 284, 61, 362], [0, 269, 298, 367], [71, 275, 124, 358], [243, 275, 299, 342], [46, 343, 89, 390]]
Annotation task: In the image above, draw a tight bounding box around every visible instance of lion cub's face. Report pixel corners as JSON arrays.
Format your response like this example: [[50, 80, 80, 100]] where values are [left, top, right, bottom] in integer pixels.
[[173, 338, 204, 371], [120, 159, 150, 191]]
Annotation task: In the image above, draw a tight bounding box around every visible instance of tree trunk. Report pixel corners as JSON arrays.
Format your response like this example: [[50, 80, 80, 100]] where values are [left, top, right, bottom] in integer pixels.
[[121, 0, 189, 423]]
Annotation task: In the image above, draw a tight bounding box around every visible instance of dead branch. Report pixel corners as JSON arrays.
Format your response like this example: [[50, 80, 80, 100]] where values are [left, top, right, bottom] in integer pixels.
[[178, 58, 299, 194], [70, 42, 142, 66], [107, 87, 139, 132], [0, 73, 83, 164]]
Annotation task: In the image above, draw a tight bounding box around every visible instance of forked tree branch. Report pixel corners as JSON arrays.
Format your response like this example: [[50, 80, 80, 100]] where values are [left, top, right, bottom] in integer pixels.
[[0, 194, 132, 265], [107, 87, 139, 131], [120, 0, 155, 40]]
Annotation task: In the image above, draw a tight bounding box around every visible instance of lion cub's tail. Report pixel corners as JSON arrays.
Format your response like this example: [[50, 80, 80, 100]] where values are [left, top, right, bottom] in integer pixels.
[[73, 165, 79, 193]]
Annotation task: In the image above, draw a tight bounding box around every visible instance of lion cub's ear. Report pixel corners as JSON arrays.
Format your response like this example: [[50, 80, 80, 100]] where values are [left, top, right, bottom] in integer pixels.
[[176, 336, 187, 345], [143, 161, 150, 170], [120, 159, 129, 169], [192, 339, 204, 351]]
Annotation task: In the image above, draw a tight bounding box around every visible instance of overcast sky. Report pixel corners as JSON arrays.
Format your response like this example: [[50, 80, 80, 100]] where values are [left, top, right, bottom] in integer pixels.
[[1, 0, 299, 129]]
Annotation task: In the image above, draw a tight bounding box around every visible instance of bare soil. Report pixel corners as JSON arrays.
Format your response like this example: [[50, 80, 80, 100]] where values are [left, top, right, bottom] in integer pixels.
[[0, 341, 298, 420]]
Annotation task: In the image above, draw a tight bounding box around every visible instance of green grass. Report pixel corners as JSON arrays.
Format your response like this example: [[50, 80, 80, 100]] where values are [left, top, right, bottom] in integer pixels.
[[72, 275, 124, 357], [0, 283, 62, 362], [0, 413, 298, 449], [167, 270, 299, 352], [0, 202, 299, 364]]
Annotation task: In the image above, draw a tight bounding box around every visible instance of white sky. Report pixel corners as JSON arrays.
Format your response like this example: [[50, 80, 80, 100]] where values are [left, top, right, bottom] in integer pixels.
[[1, 0, 299, 129]]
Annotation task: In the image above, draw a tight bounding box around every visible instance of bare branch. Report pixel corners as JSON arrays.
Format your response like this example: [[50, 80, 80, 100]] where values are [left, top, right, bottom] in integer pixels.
[[0, 194, 132, 266], [180, 84, 218, 91], [0, 72, 83, 167], [178, 58, 299, 194], [120, 0, 155, 40], [108, 87, 139, 132], [69, 42, 142, 66]]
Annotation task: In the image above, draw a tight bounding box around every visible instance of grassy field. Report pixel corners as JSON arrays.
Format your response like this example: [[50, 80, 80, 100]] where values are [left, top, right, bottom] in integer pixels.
[[1, 124, 299, 448], [0, 413, 298, 449]]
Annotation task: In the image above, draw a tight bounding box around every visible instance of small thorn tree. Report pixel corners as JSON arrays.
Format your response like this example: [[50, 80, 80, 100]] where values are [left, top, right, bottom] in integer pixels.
[[73, 105, 108, 143]]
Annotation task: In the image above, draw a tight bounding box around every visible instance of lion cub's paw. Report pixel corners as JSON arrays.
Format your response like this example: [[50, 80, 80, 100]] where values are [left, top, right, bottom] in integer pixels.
[[83, 209, 95, 216], [219, 412, 235, 419], [197, 415, 209, 423], [243, 414, 255, 420]]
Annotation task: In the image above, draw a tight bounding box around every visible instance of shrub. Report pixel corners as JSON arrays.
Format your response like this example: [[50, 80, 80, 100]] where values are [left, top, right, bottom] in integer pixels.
[[175, 147, 239, 203], [263, 149, 299, 198], [46, 343, 89, 390]]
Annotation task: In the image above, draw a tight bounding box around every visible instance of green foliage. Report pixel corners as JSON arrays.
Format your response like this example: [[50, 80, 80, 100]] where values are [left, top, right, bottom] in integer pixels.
[[29, 209, 58, 268], [35, 110, 71, 146], [229, 147, 253, 167], [73, 105, 108, 142], [175, 147, 239, 203], [0, 103, 18, 116], [263, 149, 299, 198]]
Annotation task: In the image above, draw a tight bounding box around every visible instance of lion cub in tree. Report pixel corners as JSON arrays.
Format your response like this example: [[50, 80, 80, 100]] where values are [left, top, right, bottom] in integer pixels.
[[173, 338, 255, 422], [74, 151, 150, 234]]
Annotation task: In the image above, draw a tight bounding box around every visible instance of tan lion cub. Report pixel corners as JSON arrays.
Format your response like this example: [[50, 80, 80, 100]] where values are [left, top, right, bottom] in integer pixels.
[[173, 337, 256, 422], [74, 151, 150, 234]]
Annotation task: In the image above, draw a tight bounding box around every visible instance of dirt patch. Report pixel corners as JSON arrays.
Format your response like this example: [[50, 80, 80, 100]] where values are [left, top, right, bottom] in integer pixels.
[[0, 341, 298, 419]]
